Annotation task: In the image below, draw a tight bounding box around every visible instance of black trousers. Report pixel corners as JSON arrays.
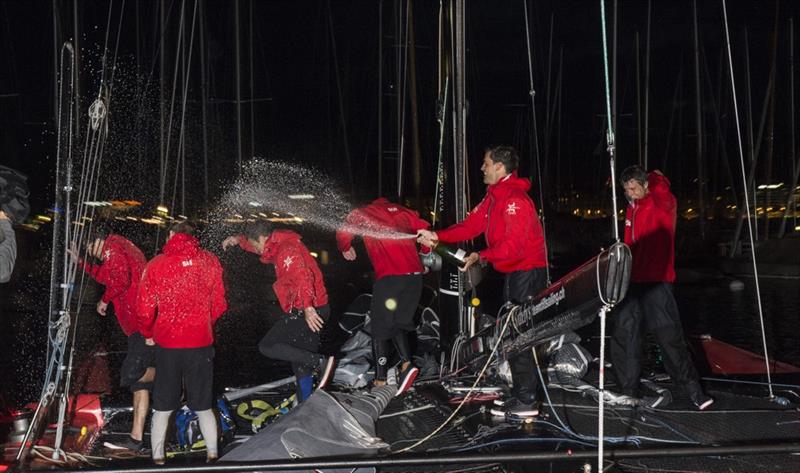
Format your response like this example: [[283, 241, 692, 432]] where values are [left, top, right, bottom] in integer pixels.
[[259, 305, 330, 378], [610, 282, 701, 396], [152, 345, 214, 411], [504, 267, 548, 404]]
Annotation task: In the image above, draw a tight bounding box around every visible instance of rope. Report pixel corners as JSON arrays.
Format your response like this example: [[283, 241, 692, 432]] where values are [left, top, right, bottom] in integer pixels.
[[720, 0, 774, 399], [432, 77, 449, 227], [522, 0, 550, 284], [600, 0, 620, 242], [393, 306, 519, 453]]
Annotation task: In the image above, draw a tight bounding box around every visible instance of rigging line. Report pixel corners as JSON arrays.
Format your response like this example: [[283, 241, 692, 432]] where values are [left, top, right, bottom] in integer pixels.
[[523, 0, 550, 284], [160, 0, 187, 203], [97, 0, 115, 97], [393, 306, 520, 454], [432, 77, 449, 227], [106, 0, 127, 97], [169, 0, 199, 217], [720, 0, 773, 399], [600, 0, 620, 242]]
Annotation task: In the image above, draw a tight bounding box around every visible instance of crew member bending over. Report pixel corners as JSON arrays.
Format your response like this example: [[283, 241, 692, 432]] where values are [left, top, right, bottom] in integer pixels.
[[337, 198, 430, 395], [222, 222, 335, 402]]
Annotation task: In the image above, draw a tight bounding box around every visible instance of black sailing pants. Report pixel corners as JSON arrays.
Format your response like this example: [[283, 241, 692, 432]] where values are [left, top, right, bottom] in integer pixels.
[[259, 305, 330, 378], [504, 267, 548, 404], [610, 282, 702, 397]]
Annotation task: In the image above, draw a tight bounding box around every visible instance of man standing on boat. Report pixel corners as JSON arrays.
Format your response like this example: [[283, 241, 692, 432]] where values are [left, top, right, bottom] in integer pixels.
[[138, 221, 228, 464], [336, 198, 430, 395], [613, 165, 713, 410], [417, 145, 547, 420], [69, 225, 153, 451], [222, 221, 335, 402]]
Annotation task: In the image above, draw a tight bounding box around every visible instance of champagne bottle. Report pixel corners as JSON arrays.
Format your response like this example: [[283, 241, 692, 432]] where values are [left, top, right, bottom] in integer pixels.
[[432, 241, 468, 268]]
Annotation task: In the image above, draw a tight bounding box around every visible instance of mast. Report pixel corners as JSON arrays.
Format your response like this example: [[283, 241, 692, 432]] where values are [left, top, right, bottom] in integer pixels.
[[408, 0, 422, 207], [643, 0, 651, 169], [235, 0, 242, 171], [73, 0, 80, 137], [612, 0, 618, 141], [377, 0, 383, 196], [53, 0, 59, 127], [454, 0, 467, 334], [249, 0, 255, 160], [779, 18, 798, 238], [160, 0, 166, 202], [692, 0, 705, 238], [635, 31, 642, 164], [200, 0, 209, 205], [763, 3, 780, 240]]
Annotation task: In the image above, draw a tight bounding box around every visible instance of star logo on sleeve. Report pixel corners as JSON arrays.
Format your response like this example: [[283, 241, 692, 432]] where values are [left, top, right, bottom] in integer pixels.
[[506, 202, 518, 215], [103, 249, 112, 260], [283, 255, 295, 270]]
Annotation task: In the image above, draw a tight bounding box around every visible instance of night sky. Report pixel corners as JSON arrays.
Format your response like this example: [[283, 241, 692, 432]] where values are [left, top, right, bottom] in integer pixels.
[[0, 0, 797, 214]]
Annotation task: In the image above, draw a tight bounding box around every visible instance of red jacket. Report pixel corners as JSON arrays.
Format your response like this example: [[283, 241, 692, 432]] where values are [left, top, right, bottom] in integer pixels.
[[81, 235, 146, 336], [239, 230, 328, 313], [437, 172, 547, 273], [137, 233, 227, 348], [624, 172, 677, 283], [336, 198, 430, 280]]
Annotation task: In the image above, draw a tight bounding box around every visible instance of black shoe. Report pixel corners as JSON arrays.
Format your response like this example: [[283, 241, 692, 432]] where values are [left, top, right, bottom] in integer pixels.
[[490, 398, 539, 419], [395, 363, 419, 397], [103, 435, 144, 452], [690, 391, 714, 411], [316, 355, 336, 390]]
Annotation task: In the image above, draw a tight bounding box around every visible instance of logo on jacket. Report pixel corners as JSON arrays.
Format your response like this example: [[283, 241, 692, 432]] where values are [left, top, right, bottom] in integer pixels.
[[625, 219, 631, 227], [506, 202, 518, 215], [103, 249, 111, 260], [283, 255, 295, 270], [388, 207, 398, 212], [181, 259, 193, 267]]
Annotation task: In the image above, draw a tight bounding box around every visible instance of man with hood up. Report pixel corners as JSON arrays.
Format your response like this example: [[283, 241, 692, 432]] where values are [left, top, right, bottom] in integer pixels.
[[417, 145, 548, 421], [137, 221, 228, 464]]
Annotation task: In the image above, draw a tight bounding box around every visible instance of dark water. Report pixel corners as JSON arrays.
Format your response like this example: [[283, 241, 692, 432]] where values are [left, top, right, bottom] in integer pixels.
[[675, 277, 800, 367]]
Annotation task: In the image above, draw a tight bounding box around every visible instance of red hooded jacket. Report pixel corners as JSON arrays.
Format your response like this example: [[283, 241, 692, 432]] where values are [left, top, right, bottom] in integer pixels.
[[239, 229, 328, 313], [137, 233, 227, 348], [436, 172, 547, 273], [624, 172, 677, 283], [336, 198, 430, 280], [81, 234, 146, 336]]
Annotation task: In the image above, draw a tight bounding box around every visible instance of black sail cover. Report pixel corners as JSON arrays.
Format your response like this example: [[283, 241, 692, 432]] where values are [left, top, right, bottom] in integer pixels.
[[220, 387, 395, 473], [463, 242, 631, 364]]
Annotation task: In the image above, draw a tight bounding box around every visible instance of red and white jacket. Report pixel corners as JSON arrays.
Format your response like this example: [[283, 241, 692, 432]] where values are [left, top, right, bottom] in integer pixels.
[[336, 198, 430, 280], [239, 230, 328, 313], [437, 172, 547, 273], [624, 172, 677, 283], [81, 234, 146, 337], [137, 233, 227, 348]]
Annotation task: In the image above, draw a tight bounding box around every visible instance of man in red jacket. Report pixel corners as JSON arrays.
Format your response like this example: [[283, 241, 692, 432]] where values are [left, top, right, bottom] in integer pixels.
[[222, 222, 335, 402], [337, 198, 430, 395], [137, 221, 227, 464], [69, 225, 152, 451], [417, 146, 547, 420], [612, 166, 713, 410]]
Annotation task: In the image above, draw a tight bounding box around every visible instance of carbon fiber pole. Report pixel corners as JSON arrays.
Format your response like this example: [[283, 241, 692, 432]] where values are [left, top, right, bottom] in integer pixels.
[[51, 442, 800, 473]]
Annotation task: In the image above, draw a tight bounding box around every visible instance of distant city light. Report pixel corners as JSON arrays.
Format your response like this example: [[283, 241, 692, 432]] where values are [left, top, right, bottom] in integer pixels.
[[156, 205, 169, 215], [287, 194, 315, 200], [757, 183, 784, 190], [248, 201, 263, 207], [84, 201, 113, 207]]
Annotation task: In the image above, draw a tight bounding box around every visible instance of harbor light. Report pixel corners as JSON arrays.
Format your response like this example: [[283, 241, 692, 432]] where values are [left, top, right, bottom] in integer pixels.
[[287, 194, 315, 200], [156, 205, 169, 215]]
